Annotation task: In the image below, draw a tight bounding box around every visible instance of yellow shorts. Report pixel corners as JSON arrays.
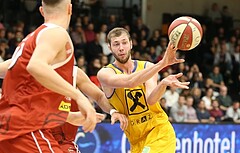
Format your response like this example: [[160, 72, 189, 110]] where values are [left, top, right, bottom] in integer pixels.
[[130, 121, 176, 153]]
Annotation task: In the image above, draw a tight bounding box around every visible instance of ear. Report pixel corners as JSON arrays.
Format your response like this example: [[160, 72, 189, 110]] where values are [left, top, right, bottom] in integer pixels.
[[130, 40, 133, 49], [39, 6, 44, 17], [68, 4, 72, 15], [108, 44, 113, 53]]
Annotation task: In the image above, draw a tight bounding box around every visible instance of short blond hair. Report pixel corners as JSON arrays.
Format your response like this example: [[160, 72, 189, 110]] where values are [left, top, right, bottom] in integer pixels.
[[107, 27, 131, 45]]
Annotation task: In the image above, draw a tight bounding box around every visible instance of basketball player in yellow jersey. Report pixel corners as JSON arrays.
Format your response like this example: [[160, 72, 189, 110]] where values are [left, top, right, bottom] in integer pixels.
[[97, 27, 190, 153]]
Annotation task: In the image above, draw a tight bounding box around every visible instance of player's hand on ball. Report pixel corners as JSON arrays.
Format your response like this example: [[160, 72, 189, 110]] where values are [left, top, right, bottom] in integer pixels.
[[161, 42, 185, 66]]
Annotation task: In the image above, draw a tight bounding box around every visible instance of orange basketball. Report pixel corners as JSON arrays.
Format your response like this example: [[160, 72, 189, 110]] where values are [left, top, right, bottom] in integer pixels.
[[168, 16, 203, 51]]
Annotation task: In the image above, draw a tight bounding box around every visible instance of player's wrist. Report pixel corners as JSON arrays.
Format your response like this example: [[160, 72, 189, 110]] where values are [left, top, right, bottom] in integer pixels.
[[110, 109, 118, 116]]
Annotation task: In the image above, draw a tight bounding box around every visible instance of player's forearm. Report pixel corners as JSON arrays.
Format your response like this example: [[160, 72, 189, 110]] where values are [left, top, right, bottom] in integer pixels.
[[66, 112, 85, 126], [85, 87, 113, 114], [95, 93, 113, 114], [126, 61, 166, 88], [147, 81, 167, 105]]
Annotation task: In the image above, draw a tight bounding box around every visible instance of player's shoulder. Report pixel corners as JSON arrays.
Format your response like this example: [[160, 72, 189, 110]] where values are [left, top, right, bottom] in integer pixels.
[[97, 64, 116, 76], [136, 60, 154, 68], [37, 25, 69, 44]]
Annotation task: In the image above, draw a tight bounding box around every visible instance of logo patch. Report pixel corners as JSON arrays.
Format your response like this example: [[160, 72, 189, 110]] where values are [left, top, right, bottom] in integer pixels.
[[58, 101, 71, 112], [142, 146, 151, 153], [125, 89, 149, 115]]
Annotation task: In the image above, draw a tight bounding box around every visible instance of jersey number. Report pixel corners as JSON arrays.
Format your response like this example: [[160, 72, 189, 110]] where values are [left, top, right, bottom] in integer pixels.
[[8, 32, 35, 69]]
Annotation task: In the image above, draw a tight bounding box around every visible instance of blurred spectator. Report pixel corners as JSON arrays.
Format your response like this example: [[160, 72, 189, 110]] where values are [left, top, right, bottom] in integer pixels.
[[209, 99, 224, 122], [76, 55, 87, 73], [81, 15, 90, 30], [231, 44, 240, 97], [159, 97, 170, 117], [107, 14, 119, 32], [85, 32, 103, 63], [187, 64, 204, 90], [132, 17, 150, 40], [147, 29, 161, 48], [170, 95, 187, 122], [228, 35, 237, 54], [84, 22, 96, 43], [216, 27, 227, 42], [202, 36, 221, 75], [163, 86, 179, 110], [190, 87, 202, 109], [208, 65, 225, 91], [100, 54, 108, 66], [0, 23, 5, 30], [0, 28, 6, 40], [147, 46, 157, 62], [214, 41, 233, 84], [221, 5, 233, 32], [185, 95, 199, 123], [206, 2, 222, 36], [87, 57, 101, 88], [216, 85, 232, 113], [196, 100, 215, 123], [156, 37, 168, 57], [201, 87, 215, 110], [224, 100, 240, 123], [98, 24, 113, 61], [175, 62, 189, 77], [70, 22, 87, 55], [136, 39, 148, 55], [98, 23, 108, 45], [0, 39, 8, 61]]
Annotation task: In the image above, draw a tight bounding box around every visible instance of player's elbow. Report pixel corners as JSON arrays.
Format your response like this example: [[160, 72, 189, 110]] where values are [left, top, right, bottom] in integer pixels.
[[26, 60, 42, 76], [27, 61, 36, 74], [147, 100, 155, 105]]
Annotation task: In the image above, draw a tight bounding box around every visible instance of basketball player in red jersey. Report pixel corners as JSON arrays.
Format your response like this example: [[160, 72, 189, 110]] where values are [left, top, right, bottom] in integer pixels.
[[51, 66, 128, 153], [0, 0, 99, 152]]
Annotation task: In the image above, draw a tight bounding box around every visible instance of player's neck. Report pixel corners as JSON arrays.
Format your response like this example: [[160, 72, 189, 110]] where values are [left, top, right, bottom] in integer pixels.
[[44, 16, 69, 30], [114, 60, 134, 74]]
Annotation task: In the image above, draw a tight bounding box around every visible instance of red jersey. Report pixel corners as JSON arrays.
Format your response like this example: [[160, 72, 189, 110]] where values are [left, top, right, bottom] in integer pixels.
[[0, 23, 75, 141], [51, 66, 79, 146]]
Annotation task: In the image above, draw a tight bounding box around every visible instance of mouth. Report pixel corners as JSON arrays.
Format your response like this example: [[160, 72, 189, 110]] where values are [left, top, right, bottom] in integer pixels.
[[119, 54, 125, 57]]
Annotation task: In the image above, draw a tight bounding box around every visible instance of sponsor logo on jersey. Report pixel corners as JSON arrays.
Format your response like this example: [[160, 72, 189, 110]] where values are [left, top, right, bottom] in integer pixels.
[[125, 89, 149, 115], [58, 101, 71, 112], [130, 113, 153, 126], [142, 146, 151, 153]]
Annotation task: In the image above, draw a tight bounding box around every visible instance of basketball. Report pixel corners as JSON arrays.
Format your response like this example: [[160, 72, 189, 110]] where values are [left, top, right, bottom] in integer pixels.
[[168, 16, 203, 51]]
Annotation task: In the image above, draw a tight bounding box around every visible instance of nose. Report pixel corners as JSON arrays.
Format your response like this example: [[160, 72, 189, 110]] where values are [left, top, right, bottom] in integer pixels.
[[119, 43, 124, 51]]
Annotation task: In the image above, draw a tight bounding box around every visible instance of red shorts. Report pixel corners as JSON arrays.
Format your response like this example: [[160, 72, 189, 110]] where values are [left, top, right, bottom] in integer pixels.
[[0, 129, 63, 153], [59, 141, 80, 153]]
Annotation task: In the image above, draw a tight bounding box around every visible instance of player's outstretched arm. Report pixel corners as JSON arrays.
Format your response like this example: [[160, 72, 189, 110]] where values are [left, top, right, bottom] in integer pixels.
[[66, 111, 106, 126], [76, 67, 113, 113], [146, 73, 190, 105], [97, 42, 184, 89], [26, 28, 97, 133], [76, 67, 128, 130]]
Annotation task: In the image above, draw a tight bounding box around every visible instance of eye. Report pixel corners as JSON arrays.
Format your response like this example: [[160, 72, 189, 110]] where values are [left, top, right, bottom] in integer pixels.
[[113, 43, 119, 47], [122, 41, 128, 45]]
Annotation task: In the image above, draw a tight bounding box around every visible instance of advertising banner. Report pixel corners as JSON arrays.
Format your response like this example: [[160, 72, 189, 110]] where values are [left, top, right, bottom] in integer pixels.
[[75, 123, 240, 153]]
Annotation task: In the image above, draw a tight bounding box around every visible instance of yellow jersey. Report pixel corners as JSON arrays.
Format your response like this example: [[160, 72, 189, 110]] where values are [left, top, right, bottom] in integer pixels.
[[106, 60, 169, 145]]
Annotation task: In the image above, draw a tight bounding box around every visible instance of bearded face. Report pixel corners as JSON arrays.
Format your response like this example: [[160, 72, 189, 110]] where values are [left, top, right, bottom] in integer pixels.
[[111, 49, 131, 64], [109, 33, 132, 64]]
